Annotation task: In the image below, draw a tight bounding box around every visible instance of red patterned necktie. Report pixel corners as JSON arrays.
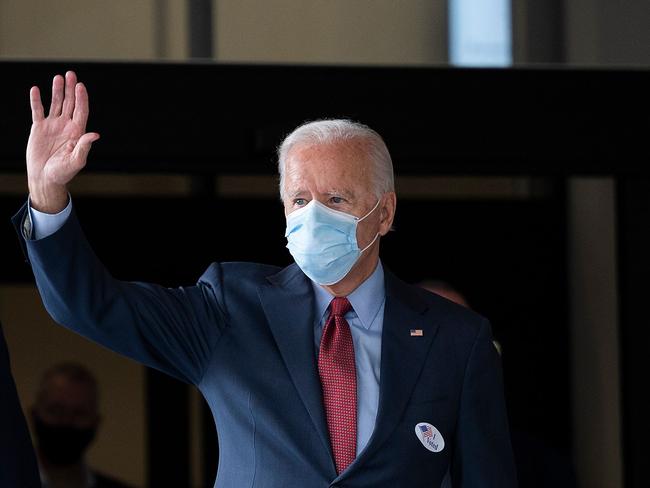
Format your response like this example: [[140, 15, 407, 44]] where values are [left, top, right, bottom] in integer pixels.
[[318, 296, 357, 474]]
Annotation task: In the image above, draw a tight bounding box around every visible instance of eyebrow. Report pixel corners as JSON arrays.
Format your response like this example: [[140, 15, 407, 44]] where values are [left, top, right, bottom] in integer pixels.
[[287, 189, 308, 199], [325, 189, 355, 200], [288, 188, 356, 200]]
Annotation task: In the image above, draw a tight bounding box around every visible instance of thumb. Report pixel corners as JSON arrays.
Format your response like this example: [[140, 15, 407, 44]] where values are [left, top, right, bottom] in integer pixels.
[[72, 132, 100, 168]]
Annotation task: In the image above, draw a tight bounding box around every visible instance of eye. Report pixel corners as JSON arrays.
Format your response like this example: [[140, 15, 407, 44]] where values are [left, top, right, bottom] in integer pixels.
[[329, 196, 345, 204], [293, 198, 307, 207]]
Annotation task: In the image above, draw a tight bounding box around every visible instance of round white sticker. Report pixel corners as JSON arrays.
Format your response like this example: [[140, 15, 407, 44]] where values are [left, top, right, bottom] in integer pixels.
[[414, 422, 445, 453]]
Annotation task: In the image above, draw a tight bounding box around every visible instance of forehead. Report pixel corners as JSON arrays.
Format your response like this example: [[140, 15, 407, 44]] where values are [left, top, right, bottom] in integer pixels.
[[284, 140, 374, 193], [40, 375, 95, 406]]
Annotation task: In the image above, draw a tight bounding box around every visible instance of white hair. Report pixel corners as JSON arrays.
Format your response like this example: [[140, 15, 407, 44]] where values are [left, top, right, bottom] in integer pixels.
[[276, 119, 395, 201]]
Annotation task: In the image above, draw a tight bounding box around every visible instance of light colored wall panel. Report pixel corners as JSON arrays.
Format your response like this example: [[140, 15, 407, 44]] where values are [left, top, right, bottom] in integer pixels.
[[154, 0, 189, 59], [166, 0, 189, 59], [215, 0, 447, 64], [0, 285, 146, 488], [0, 0, 156, 59], [0, 0, 445, 63]]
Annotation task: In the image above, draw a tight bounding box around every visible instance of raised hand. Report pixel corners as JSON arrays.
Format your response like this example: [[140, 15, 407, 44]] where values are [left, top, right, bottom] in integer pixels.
[[27, 71, 100, 213]]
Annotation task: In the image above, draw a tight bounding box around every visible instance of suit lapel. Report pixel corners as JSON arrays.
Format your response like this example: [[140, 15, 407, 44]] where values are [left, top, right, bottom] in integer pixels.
[[258, 264, 334, 470], [336, 269, 439, 481], [260, 264, 440, 482]]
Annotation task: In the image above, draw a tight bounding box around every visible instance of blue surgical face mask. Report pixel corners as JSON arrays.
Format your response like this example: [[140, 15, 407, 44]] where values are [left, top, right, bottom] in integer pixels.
[[285, 198, 381, 285]]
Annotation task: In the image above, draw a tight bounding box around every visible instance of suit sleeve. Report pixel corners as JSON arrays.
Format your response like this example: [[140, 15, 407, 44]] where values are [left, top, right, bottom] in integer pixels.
[[12, 202, 226, 386], [451, 319, 518, 487]]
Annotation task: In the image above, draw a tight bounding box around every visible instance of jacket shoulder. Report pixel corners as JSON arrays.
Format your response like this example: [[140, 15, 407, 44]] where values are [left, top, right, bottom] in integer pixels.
[[198, 261, 283, 286]]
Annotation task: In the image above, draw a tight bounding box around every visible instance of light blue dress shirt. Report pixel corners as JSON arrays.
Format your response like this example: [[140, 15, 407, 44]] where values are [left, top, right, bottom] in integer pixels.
[[311, 262, 385, 456], [28, 196, 73, 240], [29, 197, 387, 458]]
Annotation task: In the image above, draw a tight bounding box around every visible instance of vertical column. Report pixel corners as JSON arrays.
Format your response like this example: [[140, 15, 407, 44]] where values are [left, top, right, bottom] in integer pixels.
[[188, 0, 214, 59], [567, 178, 623, 488], [187, 0, 216, 197], [512, 0, 564, 63], [153, 0, 170, 59]]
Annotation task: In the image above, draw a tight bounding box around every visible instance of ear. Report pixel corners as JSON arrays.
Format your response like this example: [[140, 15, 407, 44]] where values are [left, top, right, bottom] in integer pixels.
[[378, 192, 397, 236]]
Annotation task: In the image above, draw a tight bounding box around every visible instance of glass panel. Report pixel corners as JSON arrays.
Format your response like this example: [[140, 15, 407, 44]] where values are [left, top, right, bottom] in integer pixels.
[[449, 0, 512, 66]]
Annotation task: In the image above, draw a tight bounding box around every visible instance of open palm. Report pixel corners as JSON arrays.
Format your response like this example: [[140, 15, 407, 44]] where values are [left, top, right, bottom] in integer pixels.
[[27, 71, 99, 212]]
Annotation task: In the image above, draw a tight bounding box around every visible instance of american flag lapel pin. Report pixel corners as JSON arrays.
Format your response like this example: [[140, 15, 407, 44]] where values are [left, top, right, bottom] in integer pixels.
[[410, 329, 423, 337]]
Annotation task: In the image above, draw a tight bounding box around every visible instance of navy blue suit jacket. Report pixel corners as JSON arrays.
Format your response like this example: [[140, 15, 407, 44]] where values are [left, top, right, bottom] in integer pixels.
[[14, 204, 517, 488], [0, 320, 40, 488]]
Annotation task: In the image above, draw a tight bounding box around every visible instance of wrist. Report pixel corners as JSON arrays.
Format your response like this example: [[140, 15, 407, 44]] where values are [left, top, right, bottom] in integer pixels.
[[28, 184, 69, 214]]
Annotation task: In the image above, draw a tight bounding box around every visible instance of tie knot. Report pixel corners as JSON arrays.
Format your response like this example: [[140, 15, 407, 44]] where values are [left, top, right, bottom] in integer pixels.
[[330, 297, 352, 317]]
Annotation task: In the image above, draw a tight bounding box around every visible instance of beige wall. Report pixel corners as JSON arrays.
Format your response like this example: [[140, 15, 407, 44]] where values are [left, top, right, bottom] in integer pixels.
[[0, 285, 146, 488], [215, 0, 447, 64], [0, 0, 187, 60], [0, 0, 447, 64]]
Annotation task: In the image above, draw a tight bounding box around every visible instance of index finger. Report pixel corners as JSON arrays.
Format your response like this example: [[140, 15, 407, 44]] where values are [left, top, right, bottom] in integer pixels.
[[30, 86, 44, 122], [72, 82, 90, 129]]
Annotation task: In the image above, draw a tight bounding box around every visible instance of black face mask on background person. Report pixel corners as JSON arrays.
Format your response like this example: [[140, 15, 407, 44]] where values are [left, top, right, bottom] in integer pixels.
[[32, 414, 96, 466]]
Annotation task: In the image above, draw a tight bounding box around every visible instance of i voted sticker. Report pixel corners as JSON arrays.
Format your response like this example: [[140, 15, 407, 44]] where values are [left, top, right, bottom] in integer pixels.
[[414, 422, 445, 453]]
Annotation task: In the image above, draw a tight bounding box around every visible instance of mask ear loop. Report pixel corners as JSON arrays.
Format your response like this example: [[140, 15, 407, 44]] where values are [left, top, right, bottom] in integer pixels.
[[359, 232, 380, 253], [357, 198, 382, 253], [357, 198, 382, 222]]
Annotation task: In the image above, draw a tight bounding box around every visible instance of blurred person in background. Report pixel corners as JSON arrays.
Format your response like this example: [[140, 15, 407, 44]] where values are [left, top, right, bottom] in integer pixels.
[[32, 362, 134, 488], [419, 280, 576, 488], [418, 280, 501, 354], [418, 280, 470, 308]]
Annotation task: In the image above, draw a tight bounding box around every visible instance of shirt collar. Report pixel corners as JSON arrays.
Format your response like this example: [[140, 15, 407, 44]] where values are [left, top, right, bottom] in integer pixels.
[[312, 260, 385, 330]]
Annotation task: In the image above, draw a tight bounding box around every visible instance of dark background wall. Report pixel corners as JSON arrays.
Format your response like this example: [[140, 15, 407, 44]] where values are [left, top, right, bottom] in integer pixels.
[[2, 62, 649, 487]]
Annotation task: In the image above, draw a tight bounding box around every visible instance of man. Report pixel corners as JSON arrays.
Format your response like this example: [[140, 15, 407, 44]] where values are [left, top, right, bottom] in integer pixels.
[[13, 71, 517, 487], [0, 319, 40, 488], [31, 362, 134, 488]]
